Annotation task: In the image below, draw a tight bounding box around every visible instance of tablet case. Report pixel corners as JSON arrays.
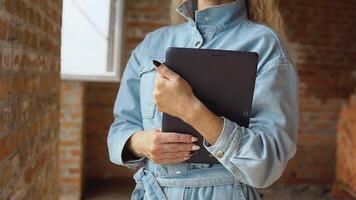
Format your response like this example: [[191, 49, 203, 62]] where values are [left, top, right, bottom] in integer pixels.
[[162, 47, 258, 164]]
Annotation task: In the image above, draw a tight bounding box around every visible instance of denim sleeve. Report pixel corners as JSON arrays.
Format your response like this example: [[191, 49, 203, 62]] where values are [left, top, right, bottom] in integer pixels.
[[203, 57, 299, 188], [107, 41, 146, 169]]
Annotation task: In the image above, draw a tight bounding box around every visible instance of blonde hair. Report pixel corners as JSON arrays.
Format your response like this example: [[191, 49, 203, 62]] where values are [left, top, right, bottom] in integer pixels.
[[170, 0, 287, 41]]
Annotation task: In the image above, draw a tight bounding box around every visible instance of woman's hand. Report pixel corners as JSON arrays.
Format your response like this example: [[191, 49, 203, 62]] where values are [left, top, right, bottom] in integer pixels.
[[153, 60, 201, 122], [152, 60, 224, 145], [127, 129, 200, 164]]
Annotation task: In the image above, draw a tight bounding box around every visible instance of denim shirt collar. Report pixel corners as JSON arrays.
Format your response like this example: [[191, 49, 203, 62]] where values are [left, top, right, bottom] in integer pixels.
[[176, 0, 248, 30]]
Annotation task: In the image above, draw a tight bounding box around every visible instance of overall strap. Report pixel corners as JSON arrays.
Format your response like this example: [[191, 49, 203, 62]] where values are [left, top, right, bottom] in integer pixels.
[[133, 167, 168, 200]]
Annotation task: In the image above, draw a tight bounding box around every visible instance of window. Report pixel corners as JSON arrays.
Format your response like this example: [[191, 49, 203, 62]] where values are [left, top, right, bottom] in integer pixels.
[[60, 0, 124, 82]]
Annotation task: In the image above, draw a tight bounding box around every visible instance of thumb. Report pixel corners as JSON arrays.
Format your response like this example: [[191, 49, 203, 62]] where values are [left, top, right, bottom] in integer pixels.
[[153, 60, 179, 81]]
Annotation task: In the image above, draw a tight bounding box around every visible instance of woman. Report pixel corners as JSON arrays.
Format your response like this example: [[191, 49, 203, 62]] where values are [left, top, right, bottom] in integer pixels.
[[107, 0, 299, 199]]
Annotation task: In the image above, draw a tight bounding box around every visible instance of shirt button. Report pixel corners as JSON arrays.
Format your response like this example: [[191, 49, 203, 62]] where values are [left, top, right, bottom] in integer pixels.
[[204, 16, 209, 21], [215, 150, 224, 158]]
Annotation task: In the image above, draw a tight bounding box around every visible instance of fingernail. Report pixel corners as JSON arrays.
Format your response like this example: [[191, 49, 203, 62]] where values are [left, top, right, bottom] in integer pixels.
[[192, 145, 200, 150], [191, 137, 198, 142], [153, 60, 161, 67]]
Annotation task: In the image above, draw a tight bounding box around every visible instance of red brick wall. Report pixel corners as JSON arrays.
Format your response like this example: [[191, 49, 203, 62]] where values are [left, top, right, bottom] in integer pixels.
[[59, 82, 85, 199], [80, 0, 356, 184], [279, 0, 356, 184], [0, 0, 62, 199], [334, 88, 356, 197], [85, 83, 133, 178]]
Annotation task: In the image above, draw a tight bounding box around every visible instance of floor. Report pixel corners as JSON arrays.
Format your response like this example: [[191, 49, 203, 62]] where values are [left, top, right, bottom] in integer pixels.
[[83, 179, 354, 200]]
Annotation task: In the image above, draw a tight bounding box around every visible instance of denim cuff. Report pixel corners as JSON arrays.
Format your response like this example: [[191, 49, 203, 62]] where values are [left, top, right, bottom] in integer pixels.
[[122, 141, 146, 167], [123, 155, 146, 169], [203, 116, 239, 162], [109, 127, 146, 169]]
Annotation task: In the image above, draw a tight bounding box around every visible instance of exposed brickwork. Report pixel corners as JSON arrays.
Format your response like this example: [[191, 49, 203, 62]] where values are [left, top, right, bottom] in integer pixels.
[[0, 0, 62, 199], [281, 0, 356, 100], [334, 89, 356, 197], [59, 82, 85, 199], [279, 0, 356, 184], [60, 0, 356, 187], [85, 83, 134, 178]]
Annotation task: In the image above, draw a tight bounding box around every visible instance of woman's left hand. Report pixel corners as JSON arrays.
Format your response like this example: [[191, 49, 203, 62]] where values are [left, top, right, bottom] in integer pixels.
[[153, 61, 201, 122]]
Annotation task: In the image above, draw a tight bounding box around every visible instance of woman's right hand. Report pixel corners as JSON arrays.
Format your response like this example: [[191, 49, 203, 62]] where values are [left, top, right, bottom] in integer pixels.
[[127, 128, 200, 164]]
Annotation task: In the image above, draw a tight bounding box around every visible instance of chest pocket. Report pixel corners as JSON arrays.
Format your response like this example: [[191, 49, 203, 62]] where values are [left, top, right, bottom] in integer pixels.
[[139, 55, 165, 119]]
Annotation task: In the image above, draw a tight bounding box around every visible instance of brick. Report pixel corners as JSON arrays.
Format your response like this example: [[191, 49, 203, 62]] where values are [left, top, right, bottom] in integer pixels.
[[61, 159, 80, 165], [0, 78, 8, 99], [335, 89, 356, 197], [4, 0, 15, 13], [60, 140, 79, 146], [60, 177, 80, 185], [69, 168, 80, 174], [0, 19, 7, 39], [7, 130, 19, 152], [0, 162, 12, 186], [0, 137, 9, 161], [70, 150, 81, 156], [0, 0, 61, 199]]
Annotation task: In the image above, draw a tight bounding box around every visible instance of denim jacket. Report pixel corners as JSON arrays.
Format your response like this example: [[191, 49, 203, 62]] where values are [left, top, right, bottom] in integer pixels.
[[107, 0, 299, 199]]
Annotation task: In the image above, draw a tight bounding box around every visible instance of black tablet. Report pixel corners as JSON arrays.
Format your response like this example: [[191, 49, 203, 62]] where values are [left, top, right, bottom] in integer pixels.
[[162, 47, 258, 164]]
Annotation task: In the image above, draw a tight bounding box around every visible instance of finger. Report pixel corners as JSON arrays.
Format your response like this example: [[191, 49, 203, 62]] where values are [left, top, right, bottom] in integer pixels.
[[155, 156, 190, 164], [156, 64, 180, 81], [159, 143, 200, 153], [155, 72, 165, 85], [156, 71, 165, 80], [158, 132, 198, 143]]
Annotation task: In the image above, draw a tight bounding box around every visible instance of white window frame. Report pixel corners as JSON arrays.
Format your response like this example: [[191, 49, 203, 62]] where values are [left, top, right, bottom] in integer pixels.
[[60, 0, 125, 82]]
